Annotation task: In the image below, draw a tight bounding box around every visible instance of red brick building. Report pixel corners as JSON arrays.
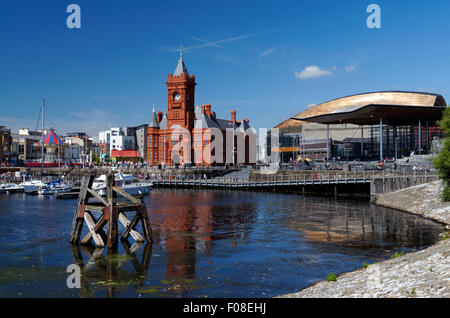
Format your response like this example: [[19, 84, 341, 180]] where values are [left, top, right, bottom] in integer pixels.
[[146, 54, 256, 166]]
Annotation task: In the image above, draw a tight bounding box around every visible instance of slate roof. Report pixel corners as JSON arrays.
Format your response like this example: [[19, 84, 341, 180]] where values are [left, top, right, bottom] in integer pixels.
[[194, 112, 251, 131], [173, 56, 188, 76], [149, 105, 160, 128]]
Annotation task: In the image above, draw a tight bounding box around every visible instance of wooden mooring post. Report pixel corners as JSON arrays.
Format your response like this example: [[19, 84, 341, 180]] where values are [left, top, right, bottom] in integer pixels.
[[70, 173, 153, 249]]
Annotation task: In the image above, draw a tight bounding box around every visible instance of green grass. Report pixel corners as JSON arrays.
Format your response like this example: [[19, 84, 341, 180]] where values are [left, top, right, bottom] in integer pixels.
[[326, 273, 337, 282], [390, 250, 406, 259]]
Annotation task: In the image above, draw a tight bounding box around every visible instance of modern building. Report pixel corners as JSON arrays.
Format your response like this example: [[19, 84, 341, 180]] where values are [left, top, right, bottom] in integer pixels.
[[268, 91, 447, 162], [146, 54, 256, 166], [0, 126, 13, 165], [134, 124, 148, 161], [99, 127, 136, 158], [16, 128, 47, 164]]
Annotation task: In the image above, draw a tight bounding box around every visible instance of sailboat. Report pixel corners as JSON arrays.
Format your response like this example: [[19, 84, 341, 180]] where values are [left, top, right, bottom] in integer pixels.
[[38, 177, 73, 195], [37, 128, 72, 195], [20, 99, 73, 194], [20, 99, 46, 194]]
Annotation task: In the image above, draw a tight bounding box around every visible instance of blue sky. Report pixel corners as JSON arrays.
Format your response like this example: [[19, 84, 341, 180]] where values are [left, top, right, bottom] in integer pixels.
[[1, 0, 450, 136]]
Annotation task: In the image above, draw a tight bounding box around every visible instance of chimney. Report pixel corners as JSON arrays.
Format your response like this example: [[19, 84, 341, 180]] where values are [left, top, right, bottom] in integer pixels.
[[231, 110, 236, 123], [205, 104, 212, 116], [157, 112, 163, 123]]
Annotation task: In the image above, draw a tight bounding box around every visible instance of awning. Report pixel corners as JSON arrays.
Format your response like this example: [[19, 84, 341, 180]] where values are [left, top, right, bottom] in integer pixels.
[[291, 104, 446, 126]]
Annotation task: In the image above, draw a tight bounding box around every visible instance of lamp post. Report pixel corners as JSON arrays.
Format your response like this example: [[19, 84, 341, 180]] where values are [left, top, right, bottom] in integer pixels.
[[395, 137, 400, 160]]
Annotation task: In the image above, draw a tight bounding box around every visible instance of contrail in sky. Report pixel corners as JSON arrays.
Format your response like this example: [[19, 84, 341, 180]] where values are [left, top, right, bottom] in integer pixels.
[[170, 30, 274, 53]]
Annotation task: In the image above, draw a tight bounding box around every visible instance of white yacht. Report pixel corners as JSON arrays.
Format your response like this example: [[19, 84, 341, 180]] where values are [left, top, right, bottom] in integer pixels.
[[92, 172, 152, 196], [21, 179, 45, 194], [38, 178, 73, 195], [0, 183, 24, 193]]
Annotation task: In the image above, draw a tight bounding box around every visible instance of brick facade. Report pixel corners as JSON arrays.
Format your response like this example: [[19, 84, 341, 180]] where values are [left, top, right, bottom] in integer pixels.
[[146, 56, 256, 167]]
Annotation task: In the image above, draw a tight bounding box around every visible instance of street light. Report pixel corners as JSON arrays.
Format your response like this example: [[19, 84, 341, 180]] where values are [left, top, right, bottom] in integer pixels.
[[395, 137, 400, 160]]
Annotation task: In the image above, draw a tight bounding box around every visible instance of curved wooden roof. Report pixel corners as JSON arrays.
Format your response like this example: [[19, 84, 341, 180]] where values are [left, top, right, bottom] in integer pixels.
[[275, 91, 446, 129]]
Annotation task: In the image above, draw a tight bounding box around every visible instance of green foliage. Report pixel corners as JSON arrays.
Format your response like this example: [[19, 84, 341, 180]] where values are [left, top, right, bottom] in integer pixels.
[[410, 288, 416, 295], [363, 262, 370, 269], [390, 250, 405, 259], [326, 273, 337, 282], [433, 107, 450, 201]]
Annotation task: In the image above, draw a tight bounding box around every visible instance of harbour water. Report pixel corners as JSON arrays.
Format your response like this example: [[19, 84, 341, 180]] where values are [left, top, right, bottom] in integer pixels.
[[0, 189, 444, 298]]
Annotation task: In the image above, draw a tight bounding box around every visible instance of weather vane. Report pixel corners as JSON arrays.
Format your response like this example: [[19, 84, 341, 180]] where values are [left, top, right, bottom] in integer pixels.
[[179, 45, 184, 59]]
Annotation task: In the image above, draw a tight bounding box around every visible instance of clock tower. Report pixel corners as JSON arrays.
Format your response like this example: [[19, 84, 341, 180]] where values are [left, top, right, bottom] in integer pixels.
[[166, 52, 196, 131]]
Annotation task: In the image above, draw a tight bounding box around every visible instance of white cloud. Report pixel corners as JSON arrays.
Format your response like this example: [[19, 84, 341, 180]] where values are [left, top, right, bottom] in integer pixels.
[[259, 48, 277, 59], [345, 65, 356, 72], [295, 65, 332, 79], [306, 103, 317, 108]]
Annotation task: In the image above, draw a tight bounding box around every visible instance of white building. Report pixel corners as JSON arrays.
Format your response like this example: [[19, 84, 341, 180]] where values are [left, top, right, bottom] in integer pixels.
[[99, 127, 136, 157], [64, 144, 83, 163]]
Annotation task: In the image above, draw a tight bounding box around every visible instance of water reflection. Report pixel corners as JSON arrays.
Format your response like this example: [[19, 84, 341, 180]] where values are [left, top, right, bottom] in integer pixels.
[[0, 190, 444, 298], [70, 242, 152, 298], [282, 196, 437, 248]]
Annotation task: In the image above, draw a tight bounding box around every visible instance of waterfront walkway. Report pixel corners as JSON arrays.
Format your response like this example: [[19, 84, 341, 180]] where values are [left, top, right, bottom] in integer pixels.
[[151, 171, 437, 196]]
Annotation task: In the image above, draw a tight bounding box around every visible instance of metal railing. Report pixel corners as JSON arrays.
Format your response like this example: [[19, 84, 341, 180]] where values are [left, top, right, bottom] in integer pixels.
[[150, 170, 438, 188]]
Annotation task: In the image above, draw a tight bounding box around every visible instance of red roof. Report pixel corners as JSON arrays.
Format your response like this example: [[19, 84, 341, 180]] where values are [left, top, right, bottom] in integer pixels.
[[111, 149, 141, 158]]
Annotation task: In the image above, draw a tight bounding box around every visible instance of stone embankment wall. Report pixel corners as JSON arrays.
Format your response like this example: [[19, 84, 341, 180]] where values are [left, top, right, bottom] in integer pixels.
[[370, 175, 438, 197], [278, 180, 450, 298]]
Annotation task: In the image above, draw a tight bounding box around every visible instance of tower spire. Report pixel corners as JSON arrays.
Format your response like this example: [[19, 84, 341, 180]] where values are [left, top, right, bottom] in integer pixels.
[[173, 46, 188, 76], [149, 103, 159, 128]]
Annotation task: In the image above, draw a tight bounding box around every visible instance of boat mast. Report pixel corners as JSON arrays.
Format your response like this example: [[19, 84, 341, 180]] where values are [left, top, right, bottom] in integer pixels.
[[41, 98, 45, 181]]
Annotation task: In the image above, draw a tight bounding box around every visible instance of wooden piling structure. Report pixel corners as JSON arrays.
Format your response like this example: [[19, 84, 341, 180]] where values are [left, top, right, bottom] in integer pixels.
[[70, 173, 153, 249]]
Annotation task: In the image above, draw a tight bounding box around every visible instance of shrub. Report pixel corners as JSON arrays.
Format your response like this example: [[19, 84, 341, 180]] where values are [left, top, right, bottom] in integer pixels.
[[432, 107, 450, 201], [326, 273, 337, 282], [390, 250, 406, 259]]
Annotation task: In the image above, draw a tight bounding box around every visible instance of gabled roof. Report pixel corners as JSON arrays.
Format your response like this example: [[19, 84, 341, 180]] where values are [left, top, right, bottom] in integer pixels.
[[159, 115, 168, 130], [194, 113, 251, 131]]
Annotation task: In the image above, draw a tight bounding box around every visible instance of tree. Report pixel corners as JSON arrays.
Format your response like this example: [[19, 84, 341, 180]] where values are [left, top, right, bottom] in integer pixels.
[[433, 107, 450, 201]]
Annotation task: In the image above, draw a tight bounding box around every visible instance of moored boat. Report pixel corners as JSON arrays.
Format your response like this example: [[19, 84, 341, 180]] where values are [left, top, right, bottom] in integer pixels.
[[0, 183, 24, 193], [92, 172, 152, 196], [38, 178, 73, 195], [21, 179, 45, 194]]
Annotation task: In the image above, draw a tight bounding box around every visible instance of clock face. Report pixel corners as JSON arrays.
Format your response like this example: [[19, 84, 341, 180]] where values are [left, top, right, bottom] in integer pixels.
[[174, 93, 181, 101]]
